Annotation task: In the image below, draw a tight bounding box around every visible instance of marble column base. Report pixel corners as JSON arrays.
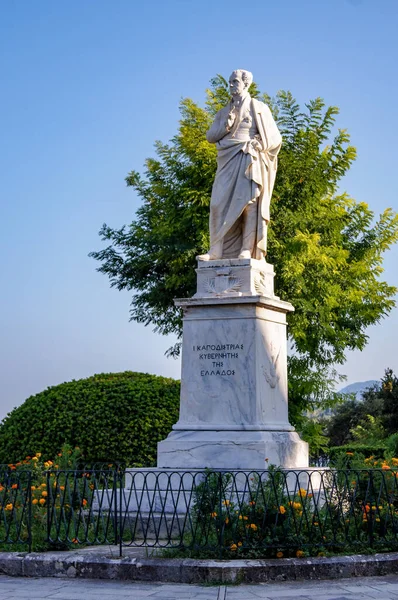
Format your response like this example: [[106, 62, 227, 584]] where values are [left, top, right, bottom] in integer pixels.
[[157, 429, 308, 470], [157, 259, 309, 471]]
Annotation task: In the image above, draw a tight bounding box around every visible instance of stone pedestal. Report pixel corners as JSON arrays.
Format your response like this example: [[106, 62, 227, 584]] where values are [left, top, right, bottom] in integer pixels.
[[157, 258, 308, 469]]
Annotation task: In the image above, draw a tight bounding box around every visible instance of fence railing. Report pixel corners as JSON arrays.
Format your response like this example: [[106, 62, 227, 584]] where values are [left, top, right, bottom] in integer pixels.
[[0, 465, 32, 551], [3, 466, 398, 558]]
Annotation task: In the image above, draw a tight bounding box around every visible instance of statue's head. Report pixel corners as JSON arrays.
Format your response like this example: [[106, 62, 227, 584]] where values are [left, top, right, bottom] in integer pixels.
[[229, 70, 253, 96]]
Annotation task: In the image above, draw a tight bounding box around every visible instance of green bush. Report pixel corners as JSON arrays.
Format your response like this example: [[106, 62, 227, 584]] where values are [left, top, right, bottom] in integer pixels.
[[0, 372, 180, 467], [385, 433, 398, 458], [329, 444, 387, 465]]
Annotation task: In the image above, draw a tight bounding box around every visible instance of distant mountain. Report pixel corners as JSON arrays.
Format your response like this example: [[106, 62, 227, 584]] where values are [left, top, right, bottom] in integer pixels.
[[339, 380, 380, 400]]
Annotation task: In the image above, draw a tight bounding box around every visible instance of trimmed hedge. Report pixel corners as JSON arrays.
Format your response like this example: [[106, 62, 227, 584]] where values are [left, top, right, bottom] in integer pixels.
[[329, 444, 387, 463], [0, 372, 180, 467]]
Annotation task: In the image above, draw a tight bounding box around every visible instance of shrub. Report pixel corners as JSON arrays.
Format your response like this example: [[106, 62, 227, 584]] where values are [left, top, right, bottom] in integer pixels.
[[329, 444, 387, 465], [0, 445, 118, 552], [385, 433, 398, 458], [0, 372, 180, 467]]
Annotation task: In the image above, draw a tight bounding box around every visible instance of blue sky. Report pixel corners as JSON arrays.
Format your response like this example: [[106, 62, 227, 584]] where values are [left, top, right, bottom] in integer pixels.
[[1, 0, 397, 421]]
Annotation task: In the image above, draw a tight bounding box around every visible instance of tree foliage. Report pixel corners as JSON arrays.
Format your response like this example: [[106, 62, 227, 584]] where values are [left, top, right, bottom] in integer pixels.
[[326, 369, 398, 446], [90, 76, 398, 420], [0, 372, 180, 466]]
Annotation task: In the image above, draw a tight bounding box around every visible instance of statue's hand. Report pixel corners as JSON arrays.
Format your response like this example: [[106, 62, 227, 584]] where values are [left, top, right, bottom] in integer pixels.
[[251, 136, 263, 152], [226, 111, 236, 131]]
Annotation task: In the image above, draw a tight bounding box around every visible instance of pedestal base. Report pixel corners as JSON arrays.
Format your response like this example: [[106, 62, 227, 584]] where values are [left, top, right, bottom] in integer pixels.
[[157, 258, 308, 471], [157, 429, 308, 470]]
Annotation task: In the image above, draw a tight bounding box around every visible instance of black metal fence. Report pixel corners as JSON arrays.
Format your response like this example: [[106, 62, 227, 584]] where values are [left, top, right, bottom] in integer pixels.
[[0, 465, 32, 551], [3, 466, 398, 558]]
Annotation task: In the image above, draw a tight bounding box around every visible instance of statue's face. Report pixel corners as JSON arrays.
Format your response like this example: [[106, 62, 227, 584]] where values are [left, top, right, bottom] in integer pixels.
[[229, 72, 246, 96]]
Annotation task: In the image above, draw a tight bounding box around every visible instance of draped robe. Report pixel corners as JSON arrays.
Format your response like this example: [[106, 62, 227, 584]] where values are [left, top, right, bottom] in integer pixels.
[[206, 96, 282, 259]]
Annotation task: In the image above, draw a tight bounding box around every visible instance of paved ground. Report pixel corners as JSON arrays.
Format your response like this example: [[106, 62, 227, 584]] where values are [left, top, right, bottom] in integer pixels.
[[2, 575, 398, 599]]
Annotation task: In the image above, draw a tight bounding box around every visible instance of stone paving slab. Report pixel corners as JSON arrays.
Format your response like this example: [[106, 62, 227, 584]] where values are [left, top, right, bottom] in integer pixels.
[[3, 575, 398, 599]]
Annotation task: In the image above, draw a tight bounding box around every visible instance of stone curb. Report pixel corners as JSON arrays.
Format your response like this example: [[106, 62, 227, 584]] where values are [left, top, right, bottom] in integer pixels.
[[1, 551, 398, 583]]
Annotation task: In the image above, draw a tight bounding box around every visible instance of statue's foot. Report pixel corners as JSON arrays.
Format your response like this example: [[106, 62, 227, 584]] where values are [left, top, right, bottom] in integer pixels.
[[238, 250, 252, 259], [197, 252, 219, 261], [197, 245, 223, 261]]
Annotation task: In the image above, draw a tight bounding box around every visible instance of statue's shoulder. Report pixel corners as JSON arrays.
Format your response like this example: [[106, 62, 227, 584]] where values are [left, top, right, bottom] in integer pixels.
[[251, 97, 272, 114]]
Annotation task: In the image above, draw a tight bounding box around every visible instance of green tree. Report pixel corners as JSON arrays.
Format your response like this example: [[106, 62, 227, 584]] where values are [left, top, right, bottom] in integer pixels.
[[325, 379, 385, 446], [90, 75, 398, 423], [374, 368, 398, 436], [350, 414, 386, 444]]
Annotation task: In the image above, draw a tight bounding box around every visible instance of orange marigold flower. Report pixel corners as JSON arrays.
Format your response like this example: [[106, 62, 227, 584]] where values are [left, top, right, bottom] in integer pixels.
[[0, 486, 4, 492], [82, 499, 88, 507], [11, 484, 18, 490], [296, 550, 305, 558], [5, 503, 13, 511], [298, 489, 307, 497], [279, 506, 286, 514], [237, 541, 242, 547], [210, 512, 217, 518], [39, 498, 46, 505], [276, 551, 284, 558], [41, 491, 48, 497], [249, 500, 256, 506], [382, 464, 391, 470], [72, 538, 78, 544], [32, 499, 38, 505], [230, 543, 237, 551], [345, 452, 354, 456], [222, 499, 230, 506], [250, 523, 257, 531]]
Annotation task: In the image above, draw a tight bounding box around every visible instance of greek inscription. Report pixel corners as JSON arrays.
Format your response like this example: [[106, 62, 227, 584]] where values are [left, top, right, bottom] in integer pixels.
[[193, 343, 243, 352], [201, 370, 235, 377]]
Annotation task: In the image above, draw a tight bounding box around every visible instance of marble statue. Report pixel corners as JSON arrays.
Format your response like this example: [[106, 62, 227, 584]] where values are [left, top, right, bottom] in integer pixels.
[[199, 70, 282, 261]]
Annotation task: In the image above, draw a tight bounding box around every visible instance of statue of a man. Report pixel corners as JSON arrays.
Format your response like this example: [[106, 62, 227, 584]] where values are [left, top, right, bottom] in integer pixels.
[[199, 70, 282, 261]]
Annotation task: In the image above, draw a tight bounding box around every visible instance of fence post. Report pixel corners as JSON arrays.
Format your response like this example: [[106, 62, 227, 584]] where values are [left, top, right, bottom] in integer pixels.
[[28, 471, 32, 553], [119, 469, 123, 558], [112, 468, 118, 550], [369, 470, 374, 548], [218, 471, 223, 560], [46, 470, 51, 543]]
